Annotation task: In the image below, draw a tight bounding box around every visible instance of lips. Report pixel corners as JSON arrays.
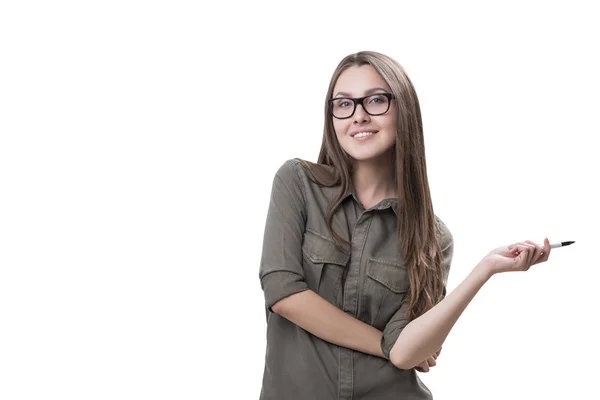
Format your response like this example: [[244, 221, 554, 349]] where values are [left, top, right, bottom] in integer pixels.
[[350, 130, 379, 137], [351, 131, 378, 141]]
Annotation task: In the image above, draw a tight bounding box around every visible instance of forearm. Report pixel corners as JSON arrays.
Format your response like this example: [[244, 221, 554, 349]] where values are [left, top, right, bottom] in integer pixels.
[[272, 289, 385, 358], [390, 262, 492, 369]]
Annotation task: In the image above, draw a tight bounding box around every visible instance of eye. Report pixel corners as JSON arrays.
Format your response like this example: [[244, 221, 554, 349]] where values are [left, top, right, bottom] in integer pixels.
[[368, 94, 386, 104], [333, 98, 353, 108]]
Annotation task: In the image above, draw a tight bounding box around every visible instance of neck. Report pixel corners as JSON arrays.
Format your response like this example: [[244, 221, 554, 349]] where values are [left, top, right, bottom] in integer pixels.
[[352, 151, 396, 208]]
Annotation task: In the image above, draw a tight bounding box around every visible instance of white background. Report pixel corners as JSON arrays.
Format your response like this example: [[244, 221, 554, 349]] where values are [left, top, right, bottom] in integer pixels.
[[1, 1, 598, 399]]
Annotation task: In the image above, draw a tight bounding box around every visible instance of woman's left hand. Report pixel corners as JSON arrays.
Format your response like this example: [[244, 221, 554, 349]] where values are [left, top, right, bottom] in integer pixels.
[[479, 238, 551, 276]]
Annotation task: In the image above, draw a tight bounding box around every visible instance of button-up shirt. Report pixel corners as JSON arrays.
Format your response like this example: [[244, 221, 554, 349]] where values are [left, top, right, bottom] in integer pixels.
[[258, 158, 454, 400]]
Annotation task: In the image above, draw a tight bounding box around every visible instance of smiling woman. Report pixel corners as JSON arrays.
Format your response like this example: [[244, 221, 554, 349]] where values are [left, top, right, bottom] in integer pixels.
[[257, 51, 551, 400]]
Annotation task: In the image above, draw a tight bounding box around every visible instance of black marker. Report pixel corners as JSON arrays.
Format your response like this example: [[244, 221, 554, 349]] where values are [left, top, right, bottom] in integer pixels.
[[541, 240, 575, 249]]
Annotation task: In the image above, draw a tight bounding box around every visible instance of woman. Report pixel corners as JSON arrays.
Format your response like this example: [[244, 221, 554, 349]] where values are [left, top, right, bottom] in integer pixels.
[[258, 51, 550, 399]]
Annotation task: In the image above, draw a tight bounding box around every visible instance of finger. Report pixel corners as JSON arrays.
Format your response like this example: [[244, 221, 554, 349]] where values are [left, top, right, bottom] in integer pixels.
[[534, 237, 551, 263], [516, 242, 537, 265], [543, 237, 552, 259], [525, 240, 543, 252], [512, 245, 532, 270], [508, 242, 530, 256], [520, 241, 537, 252], [508, 244, 522, 257], [525, 245, 536, 266], [416, 359, 430, 372], [517, 241, 536, 249], [525, 240, 544, 263], [527, 243, 540, 265]]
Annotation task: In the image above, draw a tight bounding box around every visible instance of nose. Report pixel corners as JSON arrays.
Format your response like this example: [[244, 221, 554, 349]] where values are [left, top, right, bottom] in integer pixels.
[[352, 102, 370, 124]]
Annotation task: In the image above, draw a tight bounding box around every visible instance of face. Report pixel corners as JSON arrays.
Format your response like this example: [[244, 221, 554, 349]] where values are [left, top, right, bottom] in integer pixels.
[[331, 65, 397, 162]]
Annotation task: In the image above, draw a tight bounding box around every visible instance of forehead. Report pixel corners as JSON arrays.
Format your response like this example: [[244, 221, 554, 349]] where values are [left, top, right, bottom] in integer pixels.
[[333, 65, 390, 96]]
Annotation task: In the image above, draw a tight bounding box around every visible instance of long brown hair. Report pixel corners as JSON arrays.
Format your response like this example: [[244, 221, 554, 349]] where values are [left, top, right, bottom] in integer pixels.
[[300, 51, 445, 322]]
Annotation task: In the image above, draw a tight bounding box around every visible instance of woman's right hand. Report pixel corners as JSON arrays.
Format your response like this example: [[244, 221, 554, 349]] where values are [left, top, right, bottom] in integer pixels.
[[479, 237, 551, 276], [414, 347, 441, 373]]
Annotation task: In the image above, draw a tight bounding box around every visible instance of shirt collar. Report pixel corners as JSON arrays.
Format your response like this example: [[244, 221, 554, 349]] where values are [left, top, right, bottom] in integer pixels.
[[342, 180, 398, 216]]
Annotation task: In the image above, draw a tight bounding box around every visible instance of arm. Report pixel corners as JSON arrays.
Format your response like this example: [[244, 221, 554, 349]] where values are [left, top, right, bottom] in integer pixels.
[[389, 263, 491, 369], [259, 160, 384, 358], [273, 290, 385, 358], [389, 239, 550, 369]]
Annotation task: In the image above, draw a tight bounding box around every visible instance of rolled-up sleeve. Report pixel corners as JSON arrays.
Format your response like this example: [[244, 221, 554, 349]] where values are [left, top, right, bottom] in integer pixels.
[[380, 303, 409, 360], [437, 217, 454, 298], [380, 217, 454, 360], [259, 159, 309, 312]]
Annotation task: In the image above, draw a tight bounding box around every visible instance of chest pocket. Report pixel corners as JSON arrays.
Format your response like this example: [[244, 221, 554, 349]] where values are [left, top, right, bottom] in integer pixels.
[[301, 230, 349, 307], [361, 259, 410, 330]]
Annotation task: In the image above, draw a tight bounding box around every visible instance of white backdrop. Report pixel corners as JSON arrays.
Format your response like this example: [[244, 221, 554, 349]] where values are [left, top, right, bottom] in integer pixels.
[[1, 1, 598, 399]]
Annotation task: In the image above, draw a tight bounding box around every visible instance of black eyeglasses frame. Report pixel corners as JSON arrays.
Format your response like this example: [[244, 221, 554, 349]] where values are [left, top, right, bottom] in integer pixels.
[[327, 92, 396, 119]]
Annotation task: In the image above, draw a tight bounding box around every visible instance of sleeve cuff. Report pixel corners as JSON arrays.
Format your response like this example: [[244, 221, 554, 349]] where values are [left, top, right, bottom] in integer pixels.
[[261, 270, 309, 312], [381, 317, 408, 360]]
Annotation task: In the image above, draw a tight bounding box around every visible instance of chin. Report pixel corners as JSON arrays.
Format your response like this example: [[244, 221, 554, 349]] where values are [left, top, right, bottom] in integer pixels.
[[346, 149, 393, 162]]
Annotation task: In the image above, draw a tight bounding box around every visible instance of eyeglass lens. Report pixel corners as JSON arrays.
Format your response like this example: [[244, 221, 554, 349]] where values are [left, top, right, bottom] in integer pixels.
[[330, 94, 390, 118]]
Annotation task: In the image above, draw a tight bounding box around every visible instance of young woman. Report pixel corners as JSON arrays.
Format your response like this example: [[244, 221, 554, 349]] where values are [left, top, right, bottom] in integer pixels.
[[258, 51, 550, 399]]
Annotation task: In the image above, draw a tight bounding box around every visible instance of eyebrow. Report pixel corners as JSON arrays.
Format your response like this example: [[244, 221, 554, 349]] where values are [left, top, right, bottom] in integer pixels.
[[333, 87, 389, 98]]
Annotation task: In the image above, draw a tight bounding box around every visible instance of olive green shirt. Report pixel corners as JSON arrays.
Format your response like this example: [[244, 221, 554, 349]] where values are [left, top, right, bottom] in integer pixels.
[[258, 159, 454, 400]]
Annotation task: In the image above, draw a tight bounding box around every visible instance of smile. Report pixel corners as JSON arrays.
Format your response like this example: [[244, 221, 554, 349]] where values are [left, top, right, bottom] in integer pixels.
[[352, 131, 378, 141]]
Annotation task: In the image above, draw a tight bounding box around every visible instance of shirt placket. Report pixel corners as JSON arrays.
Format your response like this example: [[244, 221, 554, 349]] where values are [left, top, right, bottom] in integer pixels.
[[338, 209, 372, 400]]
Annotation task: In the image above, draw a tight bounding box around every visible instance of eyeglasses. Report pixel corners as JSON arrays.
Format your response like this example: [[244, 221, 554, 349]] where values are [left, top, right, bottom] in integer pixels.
[[327, 93, 395, 119]]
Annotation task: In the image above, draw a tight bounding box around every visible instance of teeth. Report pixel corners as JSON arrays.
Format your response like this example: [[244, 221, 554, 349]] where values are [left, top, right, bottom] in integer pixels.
[[354, 131, 375, 138]]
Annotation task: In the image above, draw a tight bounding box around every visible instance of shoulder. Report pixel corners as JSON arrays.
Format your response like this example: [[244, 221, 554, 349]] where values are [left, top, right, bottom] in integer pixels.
[[271, 159, 343, 212], [273, 158, 303, 181], [274, 158, 338, 186], [270, 159, 312, 203], [435, 215, 454, 250]]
